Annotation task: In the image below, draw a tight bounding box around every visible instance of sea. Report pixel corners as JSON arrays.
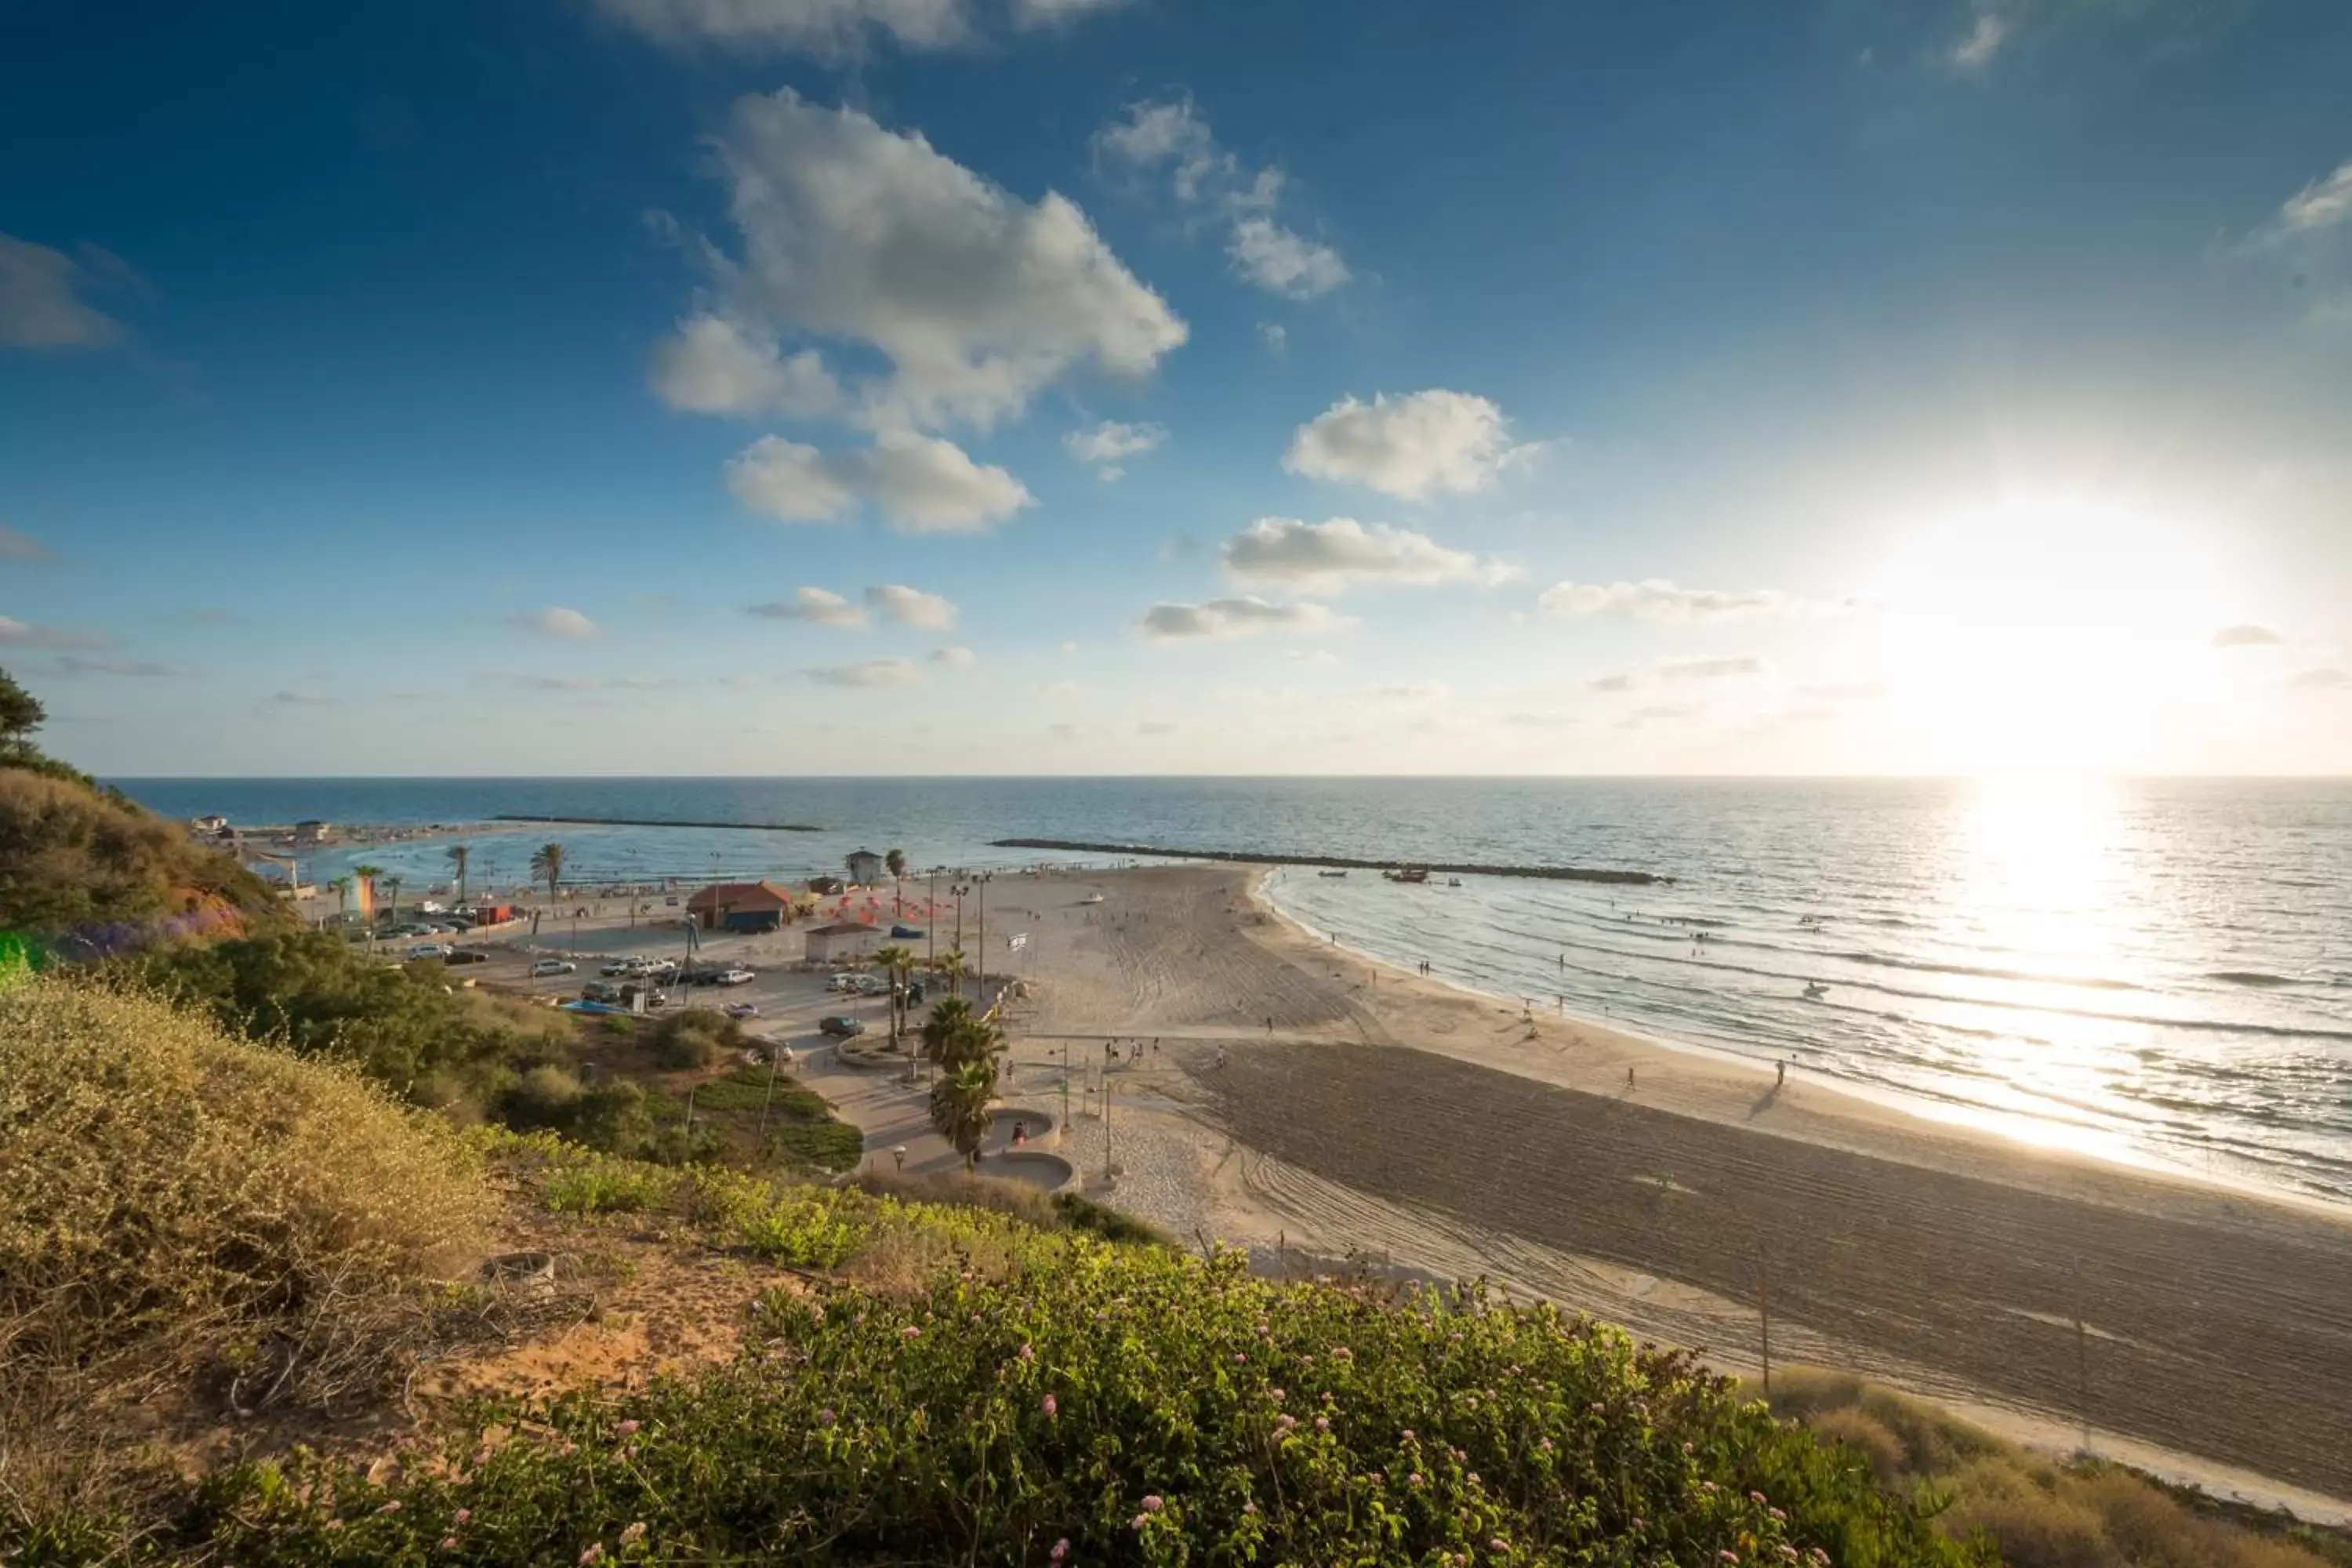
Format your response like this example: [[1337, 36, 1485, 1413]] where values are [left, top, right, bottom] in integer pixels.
[[113, 775, 2352, 1209]]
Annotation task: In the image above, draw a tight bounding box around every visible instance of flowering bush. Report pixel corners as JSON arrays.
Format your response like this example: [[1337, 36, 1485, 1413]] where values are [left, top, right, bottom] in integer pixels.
[[163, 1245, 1981, 1566]]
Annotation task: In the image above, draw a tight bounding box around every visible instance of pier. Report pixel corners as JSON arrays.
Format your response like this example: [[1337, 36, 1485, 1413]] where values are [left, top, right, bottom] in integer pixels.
[[492, 815, 822, 833], [990, 838, 1671, 884]]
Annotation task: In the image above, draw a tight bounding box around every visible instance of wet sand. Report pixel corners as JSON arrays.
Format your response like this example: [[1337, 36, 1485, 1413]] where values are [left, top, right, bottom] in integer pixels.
[[985, 863, 2352, 1512]]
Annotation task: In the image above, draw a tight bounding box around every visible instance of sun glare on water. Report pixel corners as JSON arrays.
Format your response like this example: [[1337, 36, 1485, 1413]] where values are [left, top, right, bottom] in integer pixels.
[[1861, 494, 2234, 778]]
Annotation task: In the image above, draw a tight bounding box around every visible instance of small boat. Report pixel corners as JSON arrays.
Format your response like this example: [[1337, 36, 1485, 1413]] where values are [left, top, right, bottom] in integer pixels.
[[1446, 877, 1462, 887], [1317, 869, 1348, 878], [1802, 982, 1829, 1000], [1080, 893, 1105, 905], [1383, 866, 1431, 884]]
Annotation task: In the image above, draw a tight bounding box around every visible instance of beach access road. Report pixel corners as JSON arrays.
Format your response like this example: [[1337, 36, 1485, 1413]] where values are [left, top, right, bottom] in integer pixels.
[[979, 864, 2352, 1518]]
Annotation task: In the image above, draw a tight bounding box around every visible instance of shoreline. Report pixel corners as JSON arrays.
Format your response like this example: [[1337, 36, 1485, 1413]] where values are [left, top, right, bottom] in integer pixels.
[[953, 862, 2352, 1512], [1249, 869, 2348, 1221]]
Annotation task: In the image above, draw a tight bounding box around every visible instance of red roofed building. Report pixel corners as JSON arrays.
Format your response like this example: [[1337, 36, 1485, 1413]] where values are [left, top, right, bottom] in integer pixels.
[[685, 880, 796, 932]]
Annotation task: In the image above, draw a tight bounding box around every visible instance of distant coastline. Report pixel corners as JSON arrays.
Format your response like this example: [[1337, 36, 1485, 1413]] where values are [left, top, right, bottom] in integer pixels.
[[490, 814, 824, 833]]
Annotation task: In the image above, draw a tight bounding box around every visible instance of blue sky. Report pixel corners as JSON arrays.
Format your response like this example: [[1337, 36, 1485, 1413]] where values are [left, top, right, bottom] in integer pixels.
[[4, 0, 2349, 775]]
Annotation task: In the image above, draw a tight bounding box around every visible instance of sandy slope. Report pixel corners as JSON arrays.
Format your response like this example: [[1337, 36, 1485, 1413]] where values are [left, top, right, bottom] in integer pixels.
[[982, 863, 2352, 1518]]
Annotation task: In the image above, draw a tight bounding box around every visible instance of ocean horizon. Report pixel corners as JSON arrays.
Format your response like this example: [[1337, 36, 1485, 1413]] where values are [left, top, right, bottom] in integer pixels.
[[116, 774, 2352, 1210]]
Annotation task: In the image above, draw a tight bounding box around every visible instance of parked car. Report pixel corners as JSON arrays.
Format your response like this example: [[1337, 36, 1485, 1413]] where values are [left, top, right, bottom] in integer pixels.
[[599, 958, 637, 978], [582, 980, 622, 1003], [712, 967, 754, 986], [722, 1002, 759, 1019], [818, 1015, 865, 1037], [406, 943, 454, 960], [444, 949, 489, 966], [530, 958, 576, 977], [850, 974, 888, 996]]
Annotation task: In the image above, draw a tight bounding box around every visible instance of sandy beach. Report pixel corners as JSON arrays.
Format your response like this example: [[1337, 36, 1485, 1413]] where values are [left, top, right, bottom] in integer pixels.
[[939, 862, 2352, 1517]]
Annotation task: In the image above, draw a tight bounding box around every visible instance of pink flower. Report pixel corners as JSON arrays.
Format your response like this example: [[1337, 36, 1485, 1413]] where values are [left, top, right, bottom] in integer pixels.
[[1719, 1553, 1740, 1564], [1019, 1343, 1035, 1362], [1490, 1541, 1510, 1554], [616, 1420, 641, 1436], [1269, 1388, 1285, 1403], [1467, 1472, 1480, 1484], [1409, 1472, 1425, 1486], [1770, 1508, 1787, 1522], [377, 1502, 401, 1515], [1131, 1514, 1149, 1530], [1276, 1414, 1297, 1432], [441, 1537, 459, 1552], [1142, 1494, 1163, 1513], [901, 1326, 921, 1339], [453, 1509, 473, 1526], [1243, 1499, 1257, 1515], [1051, 1540, 1069, 1562], [1750, 1491, 1768, 1505], [1042, 1395, 1058, 1418], [620, 1523, 646, 1546], [1538, 1437, 1553, 1451], [817, 1407, 837, 1425], [1234, 1352, 1247, 1363], [1330, 1346, 1352, 1361], [1400, 1428, 1415, 1440], [581, 1547, 605, 1566], [1315, 1416, 1330, 1432]]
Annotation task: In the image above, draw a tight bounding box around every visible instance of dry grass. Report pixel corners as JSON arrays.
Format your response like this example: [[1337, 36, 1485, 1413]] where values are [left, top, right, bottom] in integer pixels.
[[0, 978, 492, 1529], [1767, 1370, 2344, 1568]]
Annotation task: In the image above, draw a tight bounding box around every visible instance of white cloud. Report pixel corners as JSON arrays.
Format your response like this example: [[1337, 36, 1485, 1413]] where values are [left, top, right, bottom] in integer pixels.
[[1094, 97, 1348, 301], [1370, 681, 1450, 702], [1950, 11, 2009, 69], [0, 616, 114, 651], [1064, 419, 1165, 481], [2289, 667, 2347, 691], [0, 524, 55, 561], [1136, 719, 1178, 735], [1659, 655, 1764, 681], [1539, 579, 1809, 623], [1221, 517, 1515, 594], [507, 606, 600, 639], [693, 89, 1185, 432], [650, 315, 838, 416], [1140, 596, 1350, 641], [866, 583, 957, 630], [0, 234, 126, 349], [1503, 710, 1578, 728], [1585, 673, 1633, 693], [2279, 160, 2352, 234], [748, 586, 868, 626], [1011, 0, 1123, 24], [593, 0, 969, 54], [1258, 321, 1287, 354], [1282, 647, 1340, 667], [2210, 624, 2283, 649], [1283, 390, 1517, 500], [928, 644, 976, 666], [49, 655, 183, 677], [272, 688, 334, 706], [1797, 680, 1890, 701], [1229, 218, 1348, 299], [727, 431, 1033, 532], [807, 656, 924, 688]]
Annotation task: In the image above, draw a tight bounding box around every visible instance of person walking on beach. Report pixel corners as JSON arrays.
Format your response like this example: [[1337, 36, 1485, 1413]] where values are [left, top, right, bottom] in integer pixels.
[[1777, 1058, 1788, 1088], [1626, 1065, 1635, 1091]]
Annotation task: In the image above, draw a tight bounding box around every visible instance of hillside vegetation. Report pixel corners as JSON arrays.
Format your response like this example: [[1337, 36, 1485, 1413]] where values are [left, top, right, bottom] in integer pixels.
[[0, 669, 281, 945]]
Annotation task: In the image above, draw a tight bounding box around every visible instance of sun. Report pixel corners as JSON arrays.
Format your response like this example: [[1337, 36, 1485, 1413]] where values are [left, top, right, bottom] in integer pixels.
[[1857, 492, 2235, 776]]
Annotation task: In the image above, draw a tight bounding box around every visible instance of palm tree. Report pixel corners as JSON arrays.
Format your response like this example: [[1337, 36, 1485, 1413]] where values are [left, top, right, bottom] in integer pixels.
[[929, 1060, 996, 1170], [328, 876, 352, 919], [382, 873, 403, 924], [447, 844, 470, 907], [920, 996, 972, 1069], [530, 842, 565, 907], [352, 863, 386, 924], [873, 943, 914, 1043], [937, 946, 967, 1002], [886, 847, 906, 913]]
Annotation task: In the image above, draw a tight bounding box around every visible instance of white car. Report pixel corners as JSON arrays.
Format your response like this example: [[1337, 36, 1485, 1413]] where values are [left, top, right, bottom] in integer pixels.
[[531, 958, 577, 978], [407, 943, 455, 960], [713, 967, 755, 986]]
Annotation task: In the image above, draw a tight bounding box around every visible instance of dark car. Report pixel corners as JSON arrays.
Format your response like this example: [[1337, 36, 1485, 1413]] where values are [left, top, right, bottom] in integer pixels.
[[444, 949, 489, 966], [818, 1015, 865, 1037]]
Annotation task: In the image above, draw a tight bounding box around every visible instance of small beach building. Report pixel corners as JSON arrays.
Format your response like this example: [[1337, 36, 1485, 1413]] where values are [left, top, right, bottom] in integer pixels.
[[844, 848, 885, 885], [192, 814, 229, 834], [292, 819, 332, 846], [805, 920, 883, 964], [686, 880, 797, 932]]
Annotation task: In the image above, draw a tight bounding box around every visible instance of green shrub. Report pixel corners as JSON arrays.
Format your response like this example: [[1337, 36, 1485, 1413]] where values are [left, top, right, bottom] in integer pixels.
[[648, 1007, 743, 1070], [1053, 1189, 1171, 1245], [169, 1251, 1984, 1567]]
